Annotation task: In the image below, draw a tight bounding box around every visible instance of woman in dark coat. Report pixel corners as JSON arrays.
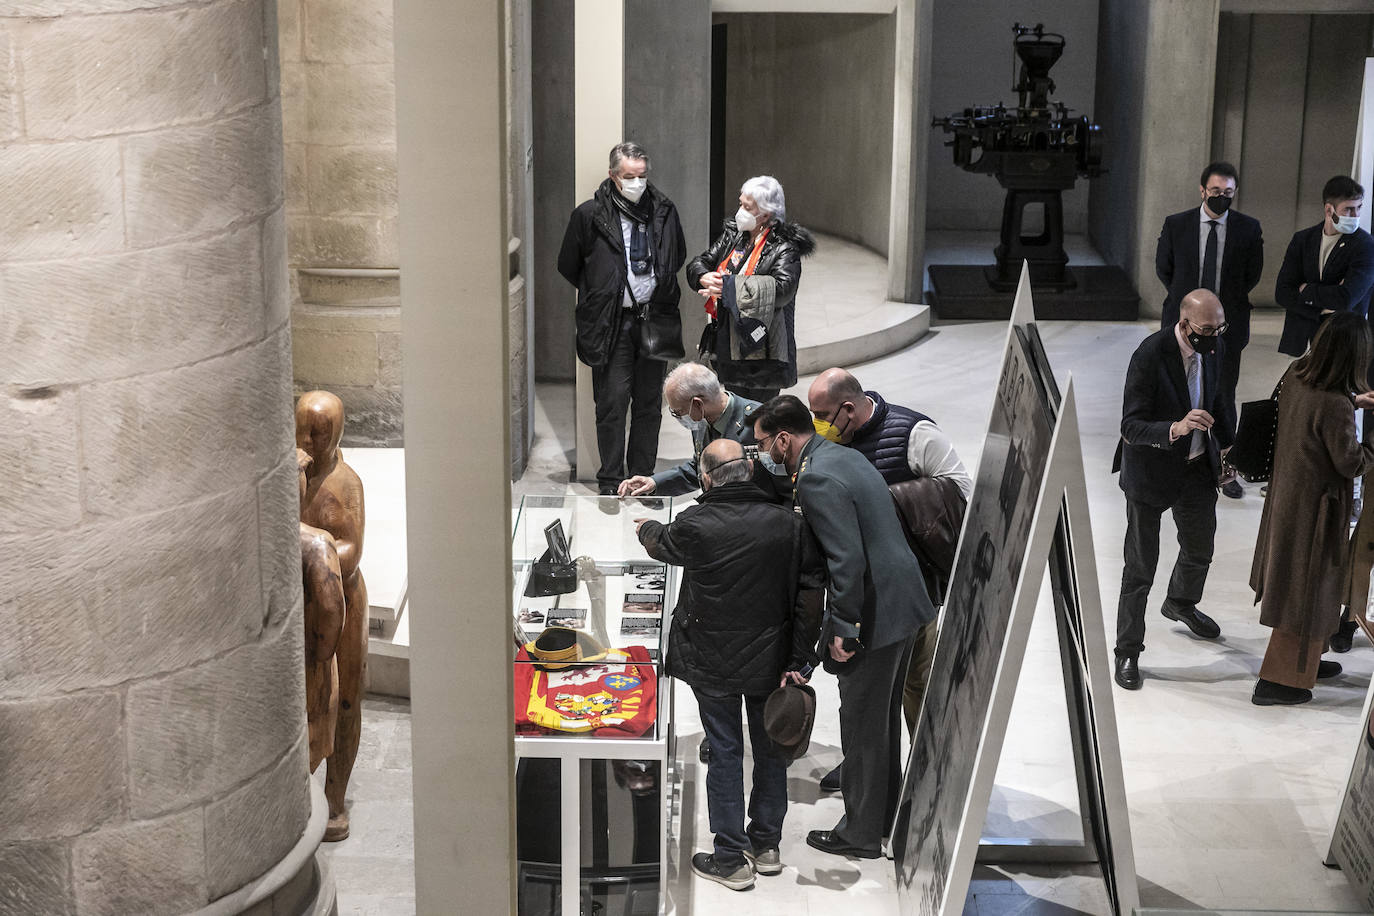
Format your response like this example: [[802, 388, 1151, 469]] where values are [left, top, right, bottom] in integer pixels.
[[687, 175, 815, 403], [1250, 311, 1374, 706]]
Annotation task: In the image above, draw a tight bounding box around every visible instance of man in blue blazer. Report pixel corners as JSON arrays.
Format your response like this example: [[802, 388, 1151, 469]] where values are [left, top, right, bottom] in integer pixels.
[[1276, 175, 1374, 358], [1155, 162, 1262, 499], [753, 395, 934, 859], [1112, 290, 1236, 690]]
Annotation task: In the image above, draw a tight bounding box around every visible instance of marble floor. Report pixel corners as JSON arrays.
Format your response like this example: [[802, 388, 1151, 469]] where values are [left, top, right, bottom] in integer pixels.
[[323, 272, 1374, 913]]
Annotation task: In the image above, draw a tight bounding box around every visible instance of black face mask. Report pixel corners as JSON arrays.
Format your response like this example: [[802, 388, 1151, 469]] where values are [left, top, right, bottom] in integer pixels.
[[1204, 194, 1233, 215], [1186, 325, 1219, 354]]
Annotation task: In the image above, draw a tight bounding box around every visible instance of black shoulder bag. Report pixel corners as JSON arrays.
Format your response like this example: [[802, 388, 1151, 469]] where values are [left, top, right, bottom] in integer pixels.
[[1226, 374, 1285, 483]]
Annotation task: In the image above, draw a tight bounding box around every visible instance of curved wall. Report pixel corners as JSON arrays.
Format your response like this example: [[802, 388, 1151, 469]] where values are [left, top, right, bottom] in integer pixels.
[[0, 2, 310, 913], [719, 13, 895, 257]]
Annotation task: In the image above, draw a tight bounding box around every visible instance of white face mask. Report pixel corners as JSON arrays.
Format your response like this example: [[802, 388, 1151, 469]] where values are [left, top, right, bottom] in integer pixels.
[[735, 207, 758, 233], [618, 176, 646, 203], [1332, 212, 1360, 235]]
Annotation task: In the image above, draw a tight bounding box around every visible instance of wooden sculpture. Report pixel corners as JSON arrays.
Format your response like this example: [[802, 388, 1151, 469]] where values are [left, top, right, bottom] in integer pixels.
[[296, 390, 368, 842], [299, 448, 345, 771]]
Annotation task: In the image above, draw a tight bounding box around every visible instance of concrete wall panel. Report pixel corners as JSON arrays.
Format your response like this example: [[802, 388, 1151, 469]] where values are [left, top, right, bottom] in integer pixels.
[[2, 225, 266, 386], [15, 0, 268, 140], [125, 613, 305, 819], [0, 140, 125, 261], [0, 692, 124, 841], [307, 145, 400, 216], [531, 0, 576, 380], [0, 487, 264, 697], [123, 107, 284, 247], [72, 809, 206, 916], [721, 13, 894, 254], [304, 62, 395, 147], [79, 328, 293, 518]]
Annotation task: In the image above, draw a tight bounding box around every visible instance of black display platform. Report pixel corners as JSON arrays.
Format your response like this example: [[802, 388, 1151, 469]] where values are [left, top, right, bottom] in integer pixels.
[[929, 264, 1139, 321]]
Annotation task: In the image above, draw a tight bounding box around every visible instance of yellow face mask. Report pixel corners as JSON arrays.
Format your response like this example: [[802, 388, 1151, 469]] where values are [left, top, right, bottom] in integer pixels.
[[813, 416, 844, 442]]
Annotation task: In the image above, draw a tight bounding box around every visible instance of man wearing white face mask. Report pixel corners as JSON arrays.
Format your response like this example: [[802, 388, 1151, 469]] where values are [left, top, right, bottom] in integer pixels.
[[617, 362, 786, 501], [558, 141, 687, 494], [687, 175, 816, 403], [1276, 175, 1374, 358]]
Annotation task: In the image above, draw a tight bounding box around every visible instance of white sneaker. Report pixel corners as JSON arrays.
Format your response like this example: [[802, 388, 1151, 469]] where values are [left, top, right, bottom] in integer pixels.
[[744, 847, 782, 876]]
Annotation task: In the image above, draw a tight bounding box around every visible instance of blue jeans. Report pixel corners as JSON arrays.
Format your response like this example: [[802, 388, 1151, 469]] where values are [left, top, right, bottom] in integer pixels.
[[692, 688, 789, 868]]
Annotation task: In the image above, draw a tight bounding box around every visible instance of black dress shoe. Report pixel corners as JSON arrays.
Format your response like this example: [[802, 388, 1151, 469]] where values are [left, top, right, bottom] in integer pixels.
[[805, 829, 881, 859], [598, 485, 618, 496], [1161, 605, 1221, 639], [1318, 659, 1343, 679], [819, 764, 842, 793], [698, 739, 711, 765], [1331, 620, 1358, 654], [1252, 678, 1313, 706], [1222, 480, 1244, 499], [1114, 655, 1142, 690]]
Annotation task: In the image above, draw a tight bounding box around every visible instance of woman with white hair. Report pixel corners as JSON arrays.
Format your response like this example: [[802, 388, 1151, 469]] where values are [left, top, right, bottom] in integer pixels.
[[688, 175, 816, 402]]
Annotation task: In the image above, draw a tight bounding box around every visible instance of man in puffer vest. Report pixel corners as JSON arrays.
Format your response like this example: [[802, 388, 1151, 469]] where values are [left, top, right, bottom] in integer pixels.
[[636, 439, 824, 890], [806, 368, 972, 790]]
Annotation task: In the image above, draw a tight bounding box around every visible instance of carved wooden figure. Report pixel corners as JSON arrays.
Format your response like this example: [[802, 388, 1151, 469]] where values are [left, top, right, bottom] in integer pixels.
[[299, 448, 345, 771], [296, 391, 368, 842]]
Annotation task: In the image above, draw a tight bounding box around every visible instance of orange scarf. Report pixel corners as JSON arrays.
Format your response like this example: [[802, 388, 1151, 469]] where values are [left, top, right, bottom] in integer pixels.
[[705, 228, 770, 320]]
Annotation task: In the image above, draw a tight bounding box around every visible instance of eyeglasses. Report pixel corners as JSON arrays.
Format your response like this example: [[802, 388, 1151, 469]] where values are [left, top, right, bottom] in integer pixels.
[[1186, 318, 1229, 336], [1205, 189, 1236, 198], [669, 398, 697, 420], [756, 432, 779, 453]]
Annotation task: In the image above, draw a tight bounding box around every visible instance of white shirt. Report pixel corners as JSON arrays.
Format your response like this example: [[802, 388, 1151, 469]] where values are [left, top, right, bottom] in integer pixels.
[[619, 214, 658, 308], [1197, 204, 1228, 288], [905, 416, 974, 500], [1320, 230, 1341, 279]]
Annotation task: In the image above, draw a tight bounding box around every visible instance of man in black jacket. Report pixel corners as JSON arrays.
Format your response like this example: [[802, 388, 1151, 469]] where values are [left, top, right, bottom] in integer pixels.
[[558, 142, 686, 494], [1155, 162, 1262, 499], [1112, 289, 1236, 690], [1276, 175, 1374, 358], [636, 439, 823, 890]]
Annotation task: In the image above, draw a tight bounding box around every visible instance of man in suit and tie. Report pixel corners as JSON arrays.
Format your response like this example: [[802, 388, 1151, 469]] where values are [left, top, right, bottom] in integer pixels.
[[1276, 175, 1374, 358], [1113, 289, 1237, 690], [1155, 162, 1263, 499], [753, 395, 935, 858]]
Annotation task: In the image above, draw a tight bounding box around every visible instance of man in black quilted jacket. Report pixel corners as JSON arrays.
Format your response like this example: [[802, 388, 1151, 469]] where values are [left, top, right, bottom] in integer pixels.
[[636, 438, 824, 890]]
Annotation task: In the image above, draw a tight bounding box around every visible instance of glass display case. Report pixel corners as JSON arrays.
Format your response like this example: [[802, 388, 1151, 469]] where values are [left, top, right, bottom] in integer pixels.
[[511, 494, 680, 916]]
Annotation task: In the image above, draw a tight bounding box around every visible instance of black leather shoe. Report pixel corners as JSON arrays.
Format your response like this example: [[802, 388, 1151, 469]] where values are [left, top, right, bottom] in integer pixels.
[[1253, 678, 1312, 706], [1161, 605, 1221, 639], [1222, 480, 1244, 499], [1318, 660, 1343, 679], [698, 739, 711, 765], [805, 830, 881, 859], [819, 764, 842, 793], [1114, 654, 1142, 690], [1331, 620, 1358, 654]]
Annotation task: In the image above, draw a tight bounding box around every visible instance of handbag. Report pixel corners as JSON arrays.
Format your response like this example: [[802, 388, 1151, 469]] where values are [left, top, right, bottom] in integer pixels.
[[632, 301, 684, 361], [1227, 375, 1284, 483]]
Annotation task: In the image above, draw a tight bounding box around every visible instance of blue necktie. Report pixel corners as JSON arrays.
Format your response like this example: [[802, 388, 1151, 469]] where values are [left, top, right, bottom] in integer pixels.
[[1201, 220, 1218, 293]]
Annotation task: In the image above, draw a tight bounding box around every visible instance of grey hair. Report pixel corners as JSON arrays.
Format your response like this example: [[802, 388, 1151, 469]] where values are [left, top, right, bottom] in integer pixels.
[[701, 449, 752, 485], [664, 362, 722, 402], [741, 175, 785, 223], [609, 141, 650, 175]]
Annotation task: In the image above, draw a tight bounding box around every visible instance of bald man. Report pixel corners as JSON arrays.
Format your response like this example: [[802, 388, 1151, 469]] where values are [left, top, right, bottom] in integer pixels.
[[1111, 289, 1236, 690], [296, 390, 368, 840], [636, 437, 824, 888]]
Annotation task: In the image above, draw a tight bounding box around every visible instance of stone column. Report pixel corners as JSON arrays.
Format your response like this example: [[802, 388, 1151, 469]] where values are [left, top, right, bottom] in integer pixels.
[[889, 0, 934, 303], [0, 2, 325, 914], [280, 0, 403, 447]]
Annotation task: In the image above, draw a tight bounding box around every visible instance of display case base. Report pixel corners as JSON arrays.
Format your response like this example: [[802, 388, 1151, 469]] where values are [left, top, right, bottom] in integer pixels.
[[929, 264, 1138, 320]]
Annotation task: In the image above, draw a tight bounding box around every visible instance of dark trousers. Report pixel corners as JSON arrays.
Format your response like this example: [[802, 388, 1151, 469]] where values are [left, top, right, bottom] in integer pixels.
[[833, 633, 915, 850], [692, 688, 789, 868], [725, 384, 779, 404], [590, 311, 666, 489], [1115, 461, 1218, 656]]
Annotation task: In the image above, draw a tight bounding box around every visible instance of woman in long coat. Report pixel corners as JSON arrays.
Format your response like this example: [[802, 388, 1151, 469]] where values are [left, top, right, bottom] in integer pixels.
[[1251, 311, 1374, 706]]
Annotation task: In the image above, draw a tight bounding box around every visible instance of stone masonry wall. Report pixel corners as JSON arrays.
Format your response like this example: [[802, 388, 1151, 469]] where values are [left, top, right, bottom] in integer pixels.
[[0, 2, 310, 914]]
